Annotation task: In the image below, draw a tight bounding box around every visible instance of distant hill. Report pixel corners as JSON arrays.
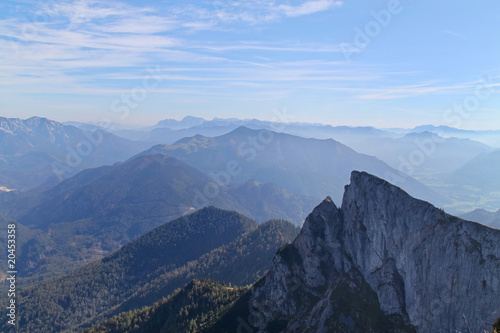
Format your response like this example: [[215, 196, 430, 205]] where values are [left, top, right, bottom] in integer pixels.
[[460, 208, 500, 229], [122, 124, 240, 144], [19, 154, 219, 229], [18, 154, 316, 228], [12, 208, 299, 332], [136, 126, 447, 207], [409, 125, 500, 148], [448, 150, 500, 193], [433, 149, 500, 212], [0, 163, 115, 220], [155, 116, 206, 129], [345, 132, 491, 177], [10, 154, 314, 282], [0, 116, 151, 190]]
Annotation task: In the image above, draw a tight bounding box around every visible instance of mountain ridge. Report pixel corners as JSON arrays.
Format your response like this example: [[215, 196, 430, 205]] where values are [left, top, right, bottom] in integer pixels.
[[210, 171, 500, 333], [12, 208, 299, 332], [135, 126, 447, 208], [9, 153, 314, 283], [0, 116, 151, 190]]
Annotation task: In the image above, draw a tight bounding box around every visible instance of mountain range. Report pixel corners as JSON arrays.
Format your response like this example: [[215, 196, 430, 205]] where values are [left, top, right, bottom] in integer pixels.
[[11, 207, 299, 332], [0, 116, 151, 190], [67, 116, 500, 148], [3, 117, 493, 286], [3, 115, 498, 214], [1, 115, 499, 332], [136, 126, 447, 208], [13, 171, 499, 333], [2, 154, 314, 283], [60, 116, 500, 213]]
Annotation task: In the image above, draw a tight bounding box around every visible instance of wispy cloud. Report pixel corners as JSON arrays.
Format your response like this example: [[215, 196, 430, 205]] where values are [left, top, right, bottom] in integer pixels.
[[0, 0, 343, 72], [40, 0, 155, 26], [0, 0, 350, 97], [354, 81, 495, 100], [279, 0, 342, 17], [0, 0, 485, 109], [171, 0, 343, 27], [442, 30, 467, 40], [189, 42, 344, 53]]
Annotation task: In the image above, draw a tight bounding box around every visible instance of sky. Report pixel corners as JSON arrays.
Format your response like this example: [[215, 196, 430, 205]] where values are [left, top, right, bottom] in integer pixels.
[[0, 0, 499, 129]]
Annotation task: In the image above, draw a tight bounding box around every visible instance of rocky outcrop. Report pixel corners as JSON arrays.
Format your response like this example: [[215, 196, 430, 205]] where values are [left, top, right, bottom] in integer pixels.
[[210, 171, 500, 332]]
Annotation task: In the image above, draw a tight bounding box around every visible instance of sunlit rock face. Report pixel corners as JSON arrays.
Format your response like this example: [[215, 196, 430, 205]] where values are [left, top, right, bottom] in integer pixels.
[[244, 171, 500, 333]]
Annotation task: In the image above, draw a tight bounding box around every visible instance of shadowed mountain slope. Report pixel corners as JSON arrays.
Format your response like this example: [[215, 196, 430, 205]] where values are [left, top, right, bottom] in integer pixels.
[[137, 126, 447, 207], [11, 208, 299, 332]]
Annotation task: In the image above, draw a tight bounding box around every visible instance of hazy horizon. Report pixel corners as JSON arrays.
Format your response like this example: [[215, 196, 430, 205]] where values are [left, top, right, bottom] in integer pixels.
[[3, 114, 500, 133], [1, 0, 499, 130]]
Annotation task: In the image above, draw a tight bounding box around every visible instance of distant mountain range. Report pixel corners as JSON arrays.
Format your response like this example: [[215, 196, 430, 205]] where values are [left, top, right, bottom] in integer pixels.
[[63, 116, 499, 213], [409, 125, 500, 147], [136, 126, 447, 208], [0, 116, 151, 190], [20, 115, 493, 213], [344, 131, 492, 176], [155, 116, 206, 129], [3, 154, 315, 283], [67, 116, 500, 148]]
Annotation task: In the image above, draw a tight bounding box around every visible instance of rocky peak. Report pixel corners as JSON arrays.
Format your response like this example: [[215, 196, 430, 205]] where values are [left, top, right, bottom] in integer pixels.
[[341, 171, 445, 263], [214, 171, 500, 333]]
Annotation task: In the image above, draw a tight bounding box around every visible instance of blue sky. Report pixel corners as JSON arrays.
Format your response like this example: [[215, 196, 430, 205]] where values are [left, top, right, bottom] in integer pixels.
[[0, 0, 499, 129]]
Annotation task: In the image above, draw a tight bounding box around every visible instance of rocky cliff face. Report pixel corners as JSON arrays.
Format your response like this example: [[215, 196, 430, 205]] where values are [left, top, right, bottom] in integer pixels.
[[212, 171, 500, 333]]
